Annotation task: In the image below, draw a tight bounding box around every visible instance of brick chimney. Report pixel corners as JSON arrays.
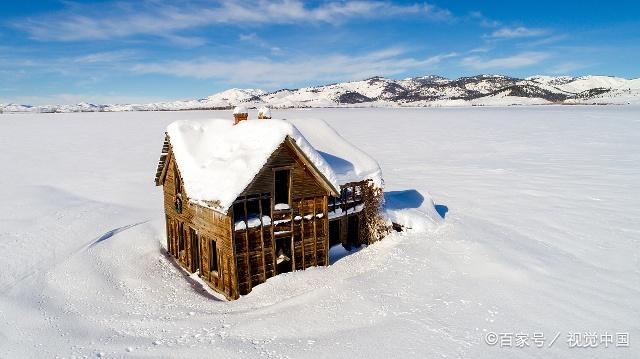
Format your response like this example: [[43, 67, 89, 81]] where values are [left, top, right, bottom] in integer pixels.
[[233, 106, 248, 124]]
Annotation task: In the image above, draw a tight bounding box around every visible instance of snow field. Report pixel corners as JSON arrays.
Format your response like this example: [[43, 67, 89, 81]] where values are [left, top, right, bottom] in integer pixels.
[[0, 106, 638, 358]]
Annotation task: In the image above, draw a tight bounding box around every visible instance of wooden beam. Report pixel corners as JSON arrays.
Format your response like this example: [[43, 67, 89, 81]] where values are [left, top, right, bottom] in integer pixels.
[[258, 197, 267, 282], [312, 198, 317, 266], [243, 197, 251, 293]]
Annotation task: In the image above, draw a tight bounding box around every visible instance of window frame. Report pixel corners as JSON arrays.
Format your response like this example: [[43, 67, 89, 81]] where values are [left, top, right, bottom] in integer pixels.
[[210, 239, 219, 276], [272, 167, 292, 211], [178, 221, 185, 253]]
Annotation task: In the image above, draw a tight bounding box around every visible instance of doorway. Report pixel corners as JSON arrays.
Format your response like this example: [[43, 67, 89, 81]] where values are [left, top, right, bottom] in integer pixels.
[[346, 215, 359, 250], [329, 220, 340, 248]]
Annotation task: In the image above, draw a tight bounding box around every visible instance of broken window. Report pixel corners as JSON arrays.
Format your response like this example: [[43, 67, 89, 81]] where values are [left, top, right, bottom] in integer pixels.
[[233, 202, 246, 230], [246, 199, 260, 227], [274, 169, 290, 209], [261, 197, 271, 224]]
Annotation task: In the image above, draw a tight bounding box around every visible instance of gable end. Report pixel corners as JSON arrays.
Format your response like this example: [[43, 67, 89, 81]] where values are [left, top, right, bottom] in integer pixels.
[[155, 134, 171, 186]]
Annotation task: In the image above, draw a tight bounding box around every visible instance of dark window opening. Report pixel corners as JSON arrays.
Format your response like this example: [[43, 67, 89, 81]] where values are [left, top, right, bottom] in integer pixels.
[[261, 198, 271, 221], [274, 169, 290, 208], [247, 199, 260, 222], [233, 202, 246, 224], [189, 228, 200, 272], [328, 196, 339, 213], [178, 222, 185, 252], [190, 227, 200, 273], [210, 239, 218, 273]]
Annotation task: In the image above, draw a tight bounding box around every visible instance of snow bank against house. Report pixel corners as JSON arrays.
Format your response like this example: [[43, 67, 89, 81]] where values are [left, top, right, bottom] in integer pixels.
[[166, 118, 338, 212], [383, 189, 444, 232], [287, 118, 383, 187]]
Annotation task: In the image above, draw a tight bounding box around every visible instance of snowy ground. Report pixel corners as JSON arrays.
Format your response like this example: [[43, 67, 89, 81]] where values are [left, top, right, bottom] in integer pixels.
[[0, 106, 638, 358]]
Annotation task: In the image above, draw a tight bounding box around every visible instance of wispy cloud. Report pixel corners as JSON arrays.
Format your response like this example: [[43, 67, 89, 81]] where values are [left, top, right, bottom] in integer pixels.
[[72, 50, 139, 64], [1, 93, 170, 106], [522, 34, 569, 47], [131, 48, 458, 86], [468, 11, 500, 28], [12, 0, 451, 44], [487, 26, 548, 39], [239, 33, 283, 55], [460, 52, 550, 70]]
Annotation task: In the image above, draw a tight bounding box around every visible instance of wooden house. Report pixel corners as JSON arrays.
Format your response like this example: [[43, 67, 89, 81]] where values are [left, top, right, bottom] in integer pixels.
[[155, 107, 386, 300]]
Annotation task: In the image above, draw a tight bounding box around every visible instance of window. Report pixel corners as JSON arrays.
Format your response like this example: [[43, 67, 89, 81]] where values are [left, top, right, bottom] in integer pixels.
[[233, 202, 246, 230], [210, 240, 218, 273], [274, 169, 290, 208], [247, 200, 260, 220], [190, 227, 200, 273], [261, 198, 271, 226], [178, 222, 185, 252]]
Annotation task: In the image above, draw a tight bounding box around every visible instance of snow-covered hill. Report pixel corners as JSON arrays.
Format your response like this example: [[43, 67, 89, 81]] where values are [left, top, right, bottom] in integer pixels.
[[3, 75, 640, 113], [1, 108, 639, 358]]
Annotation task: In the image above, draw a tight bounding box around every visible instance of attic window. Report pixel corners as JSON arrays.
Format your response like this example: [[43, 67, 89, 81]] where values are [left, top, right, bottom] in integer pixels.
[[274, 169, 290, 209]]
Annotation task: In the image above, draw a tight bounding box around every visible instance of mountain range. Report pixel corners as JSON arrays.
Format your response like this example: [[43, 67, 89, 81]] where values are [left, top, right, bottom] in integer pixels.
[[2, 74, 639, 113]]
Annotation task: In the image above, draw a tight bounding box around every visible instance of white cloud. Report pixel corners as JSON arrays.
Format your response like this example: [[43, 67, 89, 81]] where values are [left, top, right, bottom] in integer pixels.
[[487, 26, 548, 39], [461, 52, 549, 70], [72, 50, 139, 64], [13, 0, 451, 43], [131, 49, 458, 86], [469, 11, 500, 28]]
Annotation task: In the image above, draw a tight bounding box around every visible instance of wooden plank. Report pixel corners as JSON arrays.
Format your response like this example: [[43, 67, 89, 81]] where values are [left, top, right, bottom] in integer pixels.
[[258, 198, 267, 281], [243, 198, 251, 293]]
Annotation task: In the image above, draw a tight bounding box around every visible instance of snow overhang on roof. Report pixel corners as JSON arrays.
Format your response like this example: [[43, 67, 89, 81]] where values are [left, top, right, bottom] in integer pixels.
[[165, 118, 339, 212], [286, 118, 383, 188]]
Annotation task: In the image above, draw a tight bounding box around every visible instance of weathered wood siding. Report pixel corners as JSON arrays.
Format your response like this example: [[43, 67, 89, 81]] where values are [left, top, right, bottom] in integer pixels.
[[191, 204, 237, 299], [162, 149, 238, 300], [231, 141, 329, 296]]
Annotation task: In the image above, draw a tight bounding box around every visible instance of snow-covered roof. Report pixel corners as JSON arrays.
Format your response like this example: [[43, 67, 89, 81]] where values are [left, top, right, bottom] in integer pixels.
[[166, 118, 339, 212], [232, 105, 248, 114], [287, 118, 383, 187]]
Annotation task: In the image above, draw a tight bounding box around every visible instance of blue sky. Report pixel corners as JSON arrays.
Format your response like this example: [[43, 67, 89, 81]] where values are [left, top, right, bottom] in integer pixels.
[[1, 0, 639, 105]]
